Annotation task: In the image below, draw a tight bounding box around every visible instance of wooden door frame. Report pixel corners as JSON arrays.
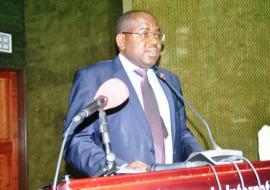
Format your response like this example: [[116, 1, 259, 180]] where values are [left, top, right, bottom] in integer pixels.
[[17, 69, 27, 190], [0, 68, 27, 190]]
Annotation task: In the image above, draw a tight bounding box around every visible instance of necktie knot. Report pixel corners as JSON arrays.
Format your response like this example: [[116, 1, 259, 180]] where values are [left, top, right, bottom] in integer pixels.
[[134, 68, 147, 78]]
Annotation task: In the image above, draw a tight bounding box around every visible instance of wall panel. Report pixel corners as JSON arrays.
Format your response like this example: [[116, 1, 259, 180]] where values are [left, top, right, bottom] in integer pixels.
[[132, 0, 270, 160], [25, 1, 122, 189]]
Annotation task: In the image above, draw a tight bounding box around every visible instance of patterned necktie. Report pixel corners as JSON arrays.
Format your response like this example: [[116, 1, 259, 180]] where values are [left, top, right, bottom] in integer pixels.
[[135, 69, 168, 164]]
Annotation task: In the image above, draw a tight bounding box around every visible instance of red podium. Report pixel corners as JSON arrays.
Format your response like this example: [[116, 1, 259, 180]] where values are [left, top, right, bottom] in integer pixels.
[[57, 161, 270, 190]]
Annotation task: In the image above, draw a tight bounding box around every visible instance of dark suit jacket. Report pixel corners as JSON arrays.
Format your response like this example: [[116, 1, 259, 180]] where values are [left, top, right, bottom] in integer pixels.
[[64, 55, 203, 176]]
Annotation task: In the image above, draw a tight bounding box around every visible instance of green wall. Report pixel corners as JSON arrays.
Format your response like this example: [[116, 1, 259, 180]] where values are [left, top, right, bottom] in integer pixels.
[[1, 1, 270, 189], [132, 1, 270, 159], [25, 1, 122, 189], [0, 0, 25, 68]]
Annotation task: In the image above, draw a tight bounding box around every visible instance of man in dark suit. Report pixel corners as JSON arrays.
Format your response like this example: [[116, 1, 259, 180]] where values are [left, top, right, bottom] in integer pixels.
[[64, 10, 203, 177]]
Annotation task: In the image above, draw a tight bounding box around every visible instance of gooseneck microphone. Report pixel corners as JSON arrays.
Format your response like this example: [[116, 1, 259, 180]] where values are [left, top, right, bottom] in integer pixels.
[[153, 67, 242, 168], [52, 78, 129, 190], [147, 161, 209, 172], [63, 78, 130, 137], [153, 68, 220, 150], [73, 95, 108, 122]]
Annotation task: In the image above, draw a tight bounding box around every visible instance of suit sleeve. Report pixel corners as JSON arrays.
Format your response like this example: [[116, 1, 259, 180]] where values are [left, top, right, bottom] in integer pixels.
[[63, 69, 126, 177]]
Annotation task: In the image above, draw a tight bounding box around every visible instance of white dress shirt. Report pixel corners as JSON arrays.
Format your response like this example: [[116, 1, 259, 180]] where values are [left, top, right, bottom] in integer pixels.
[[119, 54, 173, 164]]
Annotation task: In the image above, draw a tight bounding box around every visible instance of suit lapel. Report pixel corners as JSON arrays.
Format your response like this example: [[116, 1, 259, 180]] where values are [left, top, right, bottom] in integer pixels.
[[155, 68, 177, 145], [111, 57, 152, 137]]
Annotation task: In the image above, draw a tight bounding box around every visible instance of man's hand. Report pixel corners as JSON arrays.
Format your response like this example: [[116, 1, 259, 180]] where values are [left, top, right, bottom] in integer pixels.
[[124, 160, 148, 171]]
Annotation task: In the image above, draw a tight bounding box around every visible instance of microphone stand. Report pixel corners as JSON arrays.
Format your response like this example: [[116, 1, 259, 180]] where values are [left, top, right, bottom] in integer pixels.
[[93, 110, 118, 177], [52, 118, 81, 190], [52, 98, 108, 189], [157, 72, 220, 150]]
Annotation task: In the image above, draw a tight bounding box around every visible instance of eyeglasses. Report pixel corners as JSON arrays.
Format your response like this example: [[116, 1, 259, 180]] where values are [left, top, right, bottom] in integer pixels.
[[122, 31, 165, 42]]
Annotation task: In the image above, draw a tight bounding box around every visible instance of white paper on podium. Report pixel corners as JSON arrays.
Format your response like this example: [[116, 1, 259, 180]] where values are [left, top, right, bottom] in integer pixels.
[[258, 125, 270, 161], [116, 165, 146, 174]]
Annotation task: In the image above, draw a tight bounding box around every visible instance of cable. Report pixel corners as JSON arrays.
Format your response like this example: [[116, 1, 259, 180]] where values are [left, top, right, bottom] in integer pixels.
[[242, 156, 262, 190], [52, 120, 76, 190], [224, 155, 262, 190], [230, 161, 245, 189], [186, 161, 222, 190], [208, 164, 222, 190]]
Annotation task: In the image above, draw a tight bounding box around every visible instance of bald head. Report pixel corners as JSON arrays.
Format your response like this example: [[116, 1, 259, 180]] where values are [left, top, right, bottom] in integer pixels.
[[115, 10, 157, 34]]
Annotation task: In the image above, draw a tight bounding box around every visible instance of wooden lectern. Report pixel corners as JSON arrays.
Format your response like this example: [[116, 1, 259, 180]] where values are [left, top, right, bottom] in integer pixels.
[[55, 160, 270, 190]]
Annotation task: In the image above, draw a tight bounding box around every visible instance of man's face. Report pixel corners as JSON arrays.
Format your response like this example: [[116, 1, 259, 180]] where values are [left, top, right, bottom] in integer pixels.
[[117, 13, 162, 69]]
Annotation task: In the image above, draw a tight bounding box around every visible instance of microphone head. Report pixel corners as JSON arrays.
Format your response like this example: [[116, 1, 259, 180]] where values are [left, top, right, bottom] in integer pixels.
[[94, 78, 129, 110]]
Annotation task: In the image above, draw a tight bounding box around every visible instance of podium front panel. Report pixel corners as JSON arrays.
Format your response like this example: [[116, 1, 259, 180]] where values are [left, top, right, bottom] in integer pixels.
[[57, 160, 270, 190]]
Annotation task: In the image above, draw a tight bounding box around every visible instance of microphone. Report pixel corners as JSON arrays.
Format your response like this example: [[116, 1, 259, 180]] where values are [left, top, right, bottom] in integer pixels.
[[73, 95, 108, 122], [73, 78, 129, 123], [147, 161, 208, 172], [94, 77, 130, 110], [153, 67, 242, 166], [52, 78, 129, 190]]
